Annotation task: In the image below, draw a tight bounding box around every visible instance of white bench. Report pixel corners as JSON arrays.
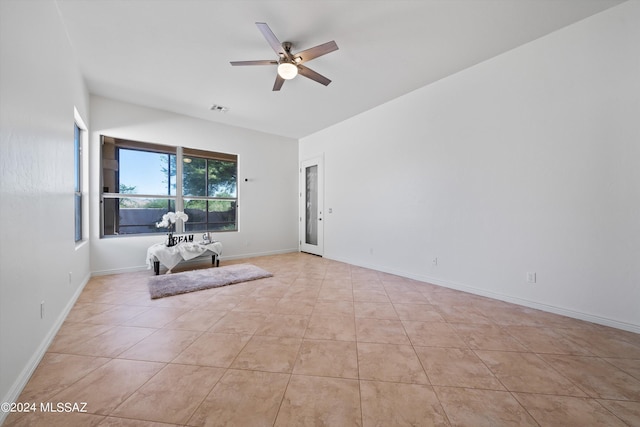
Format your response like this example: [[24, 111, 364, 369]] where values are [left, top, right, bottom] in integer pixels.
[[147, 241, 223, 274]]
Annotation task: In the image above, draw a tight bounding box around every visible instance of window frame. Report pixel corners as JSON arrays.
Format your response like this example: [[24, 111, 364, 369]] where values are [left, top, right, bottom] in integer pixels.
[[73, 107, 87, 244], [100, 136, 238, 237]]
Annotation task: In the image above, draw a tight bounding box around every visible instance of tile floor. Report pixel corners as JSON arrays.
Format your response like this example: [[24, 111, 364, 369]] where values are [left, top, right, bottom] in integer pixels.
[[4, 252, 640, 426]]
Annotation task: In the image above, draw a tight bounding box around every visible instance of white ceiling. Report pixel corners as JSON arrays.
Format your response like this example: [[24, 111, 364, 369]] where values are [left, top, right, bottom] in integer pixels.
[[56, 0, 624, 139]]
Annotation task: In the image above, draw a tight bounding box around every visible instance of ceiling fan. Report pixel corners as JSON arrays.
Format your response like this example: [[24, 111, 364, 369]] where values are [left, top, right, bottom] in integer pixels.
[[230, 22, 339, 91]]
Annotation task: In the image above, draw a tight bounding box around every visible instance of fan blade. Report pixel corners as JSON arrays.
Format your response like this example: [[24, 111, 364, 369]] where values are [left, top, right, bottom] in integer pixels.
[[256, 22, 285, 56], [230, 60, 278, 66], [295, 41, 338, 63], [298, 65, 332, 86], [273, 74, 285, 91]]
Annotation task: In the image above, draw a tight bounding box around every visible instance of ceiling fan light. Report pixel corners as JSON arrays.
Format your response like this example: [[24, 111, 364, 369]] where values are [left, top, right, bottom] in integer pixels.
[[277, 62, 298, 80]]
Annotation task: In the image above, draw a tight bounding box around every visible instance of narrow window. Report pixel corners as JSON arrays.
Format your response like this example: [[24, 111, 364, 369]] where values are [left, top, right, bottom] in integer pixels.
[[74, 122, 82, 242]]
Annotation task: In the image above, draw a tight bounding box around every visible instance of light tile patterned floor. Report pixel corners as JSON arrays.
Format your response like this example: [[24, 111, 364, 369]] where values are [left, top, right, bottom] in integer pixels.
[[5, 252, 640, 426]]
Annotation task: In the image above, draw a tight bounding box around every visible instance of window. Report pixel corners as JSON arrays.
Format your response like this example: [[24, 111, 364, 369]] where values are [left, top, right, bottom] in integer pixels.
[[74, 122, 82, 242], [183, 148, 237, 232], [101, 137, 237, 236]]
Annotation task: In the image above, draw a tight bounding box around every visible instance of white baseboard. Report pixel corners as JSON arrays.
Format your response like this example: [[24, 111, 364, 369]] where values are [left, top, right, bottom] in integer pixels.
[[328, 255, 640, 335], [0, 272, 91, 425], [223, 247, 299, 261]]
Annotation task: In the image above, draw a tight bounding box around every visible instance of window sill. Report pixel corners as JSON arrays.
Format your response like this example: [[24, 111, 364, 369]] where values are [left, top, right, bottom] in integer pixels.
[[75, 239, 88, 251]]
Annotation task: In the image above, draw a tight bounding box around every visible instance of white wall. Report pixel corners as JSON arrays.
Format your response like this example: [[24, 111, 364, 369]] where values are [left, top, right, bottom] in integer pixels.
[[90, 96, 299, 274], [301, 1, 640, 332], [0, 0, 91, 415]]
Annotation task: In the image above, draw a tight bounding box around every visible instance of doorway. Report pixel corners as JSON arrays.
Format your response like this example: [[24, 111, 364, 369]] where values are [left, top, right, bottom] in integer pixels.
[[299, 156, 324, 256]]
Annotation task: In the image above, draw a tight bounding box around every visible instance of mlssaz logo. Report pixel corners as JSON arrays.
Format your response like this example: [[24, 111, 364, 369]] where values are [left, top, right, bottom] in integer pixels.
[[40, 402, 88, 413]]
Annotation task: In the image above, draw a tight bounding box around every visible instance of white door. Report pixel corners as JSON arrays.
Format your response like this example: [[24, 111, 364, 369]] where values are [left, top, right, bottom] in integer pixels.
[[299, 157, 324, 256]]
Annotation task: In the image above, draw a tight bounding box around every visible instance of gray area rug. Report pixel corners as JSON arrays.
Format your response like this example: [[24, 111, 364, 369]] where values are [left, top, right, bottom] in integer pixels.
[[148, 263, 273, 299]]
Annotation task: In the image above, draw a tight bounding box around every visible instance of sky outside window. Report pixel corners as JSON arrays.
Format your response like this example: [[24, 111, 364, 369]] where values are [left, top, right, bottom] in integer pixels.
[[118, 149, 175, 195]]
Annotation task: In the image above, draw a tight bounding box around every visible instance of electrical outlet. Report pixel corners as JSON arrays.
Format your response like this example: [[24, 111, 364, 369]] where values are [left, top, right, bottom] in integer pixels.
[[432, 257, 438, 266], [526, 272, 537, 283]]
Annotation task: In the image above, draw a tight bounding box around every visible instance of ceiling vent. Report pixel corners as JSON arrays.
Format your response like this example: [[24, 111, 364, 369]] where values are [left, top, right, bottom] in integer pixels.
[[210, 104, 229, 113]]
